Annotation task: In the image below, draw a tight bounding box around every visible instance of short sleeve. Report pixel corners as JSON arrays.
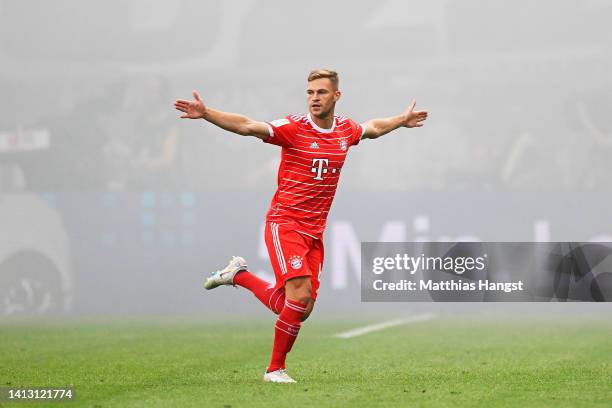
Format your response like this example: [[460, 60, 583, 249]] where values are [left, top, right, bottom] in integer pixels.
[[347, 118, 366, 146], [263, 117, 296, 147]]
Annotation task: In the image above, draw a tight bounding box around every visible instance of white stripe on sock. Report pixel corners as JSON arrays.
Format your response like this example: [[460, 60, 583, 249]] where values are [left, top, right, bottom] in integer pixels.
[[275, 325, 298, 337], [284, 302, 307, 313], [277, 317, 300, 329], [273, 292, 283, 313], [267, 286, 282, 311]]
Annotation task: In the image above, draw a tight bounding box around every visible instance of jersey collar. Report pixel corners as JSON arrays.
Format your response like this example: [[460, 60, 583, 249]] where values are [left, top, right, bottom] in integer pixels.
[[307, 113, 336, 133]]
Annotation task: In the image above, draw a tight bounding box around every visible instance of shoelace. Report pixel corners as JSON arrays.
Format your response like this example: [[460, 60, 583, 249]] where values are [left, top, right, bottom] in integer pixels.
[[209, 259, 233, 277], [209, 259, 236, 277]]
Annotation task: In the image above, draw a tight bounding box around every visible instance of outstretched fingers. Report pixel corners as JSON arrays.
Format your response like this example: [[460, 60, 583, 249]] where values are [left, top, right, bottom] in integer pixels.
[[174, 100, 194, 119], [413, 110, 428, 119], [174, 102, 189, 113]]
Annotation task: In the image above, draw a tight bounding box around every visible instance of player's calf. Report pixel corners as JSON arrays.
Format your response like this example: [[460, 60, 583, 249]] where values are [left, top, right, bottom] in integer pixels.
[[267, 298, 308, 374]]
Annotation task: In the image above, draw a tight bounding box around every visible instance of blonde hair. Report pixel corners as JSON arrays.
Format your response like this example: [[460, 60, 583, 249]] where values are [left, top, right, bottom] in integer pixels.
[[307, 69, 339, 88]]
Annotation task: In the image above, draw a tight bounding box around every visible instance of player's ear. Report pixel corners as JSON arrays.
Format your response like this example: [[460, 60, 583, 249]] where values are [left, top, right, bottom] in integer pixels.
[[334, 90, 341, 102]]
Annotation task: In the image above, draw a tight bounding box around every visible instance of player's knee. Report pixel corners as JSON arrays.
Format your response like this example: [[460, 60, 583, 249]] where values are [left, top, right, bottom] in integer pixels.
[[298, 284, 312, 303], [287, 287, 311, 306], [286, 276, 312, 304], [293, 292, 311, 306], [299, 299, 315, 321]]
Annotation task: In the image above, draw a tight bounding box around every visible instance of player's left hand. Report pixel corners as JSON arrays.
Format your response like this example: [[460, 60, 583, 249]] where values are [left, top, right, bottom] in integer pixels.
[[403, 100, 428, 128]]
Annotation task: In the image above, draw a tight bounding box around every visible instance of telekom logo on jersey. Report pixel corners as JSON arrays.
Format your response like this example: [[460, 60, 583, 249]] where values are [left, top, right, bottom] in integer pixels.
[[310, 158, 328, 181]]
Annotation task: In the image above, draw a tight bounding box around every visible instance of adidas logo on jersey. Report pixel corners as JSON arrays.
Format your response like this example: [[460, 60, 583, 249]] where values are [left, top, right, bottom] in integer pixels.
[[310, 142, 319, 149]]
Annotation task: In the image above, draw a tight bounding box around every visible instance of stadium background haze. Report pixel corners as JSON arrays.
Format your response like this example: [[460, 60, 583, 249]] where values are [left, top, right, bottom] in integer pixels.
[[1, 0, 611, 318]]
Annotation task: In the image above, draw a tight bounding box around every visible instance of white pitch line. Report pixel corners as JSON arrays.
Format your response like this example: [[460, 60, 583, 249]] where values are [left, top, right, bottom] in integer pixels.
[[334, 313, 435, 339]]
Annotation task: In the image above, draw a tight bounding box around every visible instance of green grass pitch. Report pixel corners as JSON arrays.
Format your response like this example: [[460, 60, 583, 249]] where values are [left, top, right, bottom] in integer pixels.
[[1, 317, 611, 407]]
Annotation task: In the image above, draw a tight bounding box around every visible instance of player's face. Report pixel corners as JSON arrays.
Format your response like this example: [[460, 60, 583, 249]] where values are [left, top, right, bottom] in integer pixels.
[[307, 78, 341, 118]]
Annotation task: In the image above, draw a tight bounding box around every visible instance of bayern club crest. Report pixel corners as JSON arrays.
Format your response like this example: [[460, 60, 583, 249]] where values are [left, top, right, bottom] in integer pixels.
[[289, 255, 303, 270], [339, 138, 347, 151]]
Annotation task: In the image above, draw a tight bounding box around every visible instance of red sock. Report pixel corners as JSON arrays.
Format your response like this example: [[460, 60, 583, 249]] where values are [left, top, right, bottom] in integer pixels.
[[234, 271, 285, 314], [267, 298, 307, 372]]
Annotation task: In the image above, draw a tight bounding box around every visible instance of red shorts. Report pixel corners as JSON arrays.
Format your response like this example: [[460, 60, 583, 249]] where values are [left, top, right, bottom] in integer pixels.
[[265, 222, 324, 300]]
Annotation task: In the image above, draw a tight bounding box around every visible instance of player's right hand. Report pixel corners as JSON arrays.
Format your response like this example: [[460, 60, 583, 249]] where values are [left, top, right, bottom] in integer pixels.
[[174, 91, 207, 119]]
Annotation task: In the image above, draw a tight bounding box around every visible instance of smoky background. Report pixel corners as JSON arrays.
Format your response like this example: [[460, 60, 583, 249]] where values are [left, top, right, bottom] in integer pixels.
[[1, 0, 611, 318]]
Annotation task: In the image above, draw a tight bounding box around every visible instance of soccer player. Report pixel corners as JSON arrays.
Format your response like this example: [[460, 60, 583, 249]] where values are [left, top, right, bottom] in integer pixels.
[[174, 69, 428, 383]]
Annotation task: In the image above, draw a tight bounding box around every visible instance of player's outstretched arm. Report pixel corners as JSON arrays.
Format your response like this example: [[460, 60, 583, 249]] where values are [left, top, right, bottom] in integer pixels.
[[174, 91, 270, 140], [362, 99, 428, 140]]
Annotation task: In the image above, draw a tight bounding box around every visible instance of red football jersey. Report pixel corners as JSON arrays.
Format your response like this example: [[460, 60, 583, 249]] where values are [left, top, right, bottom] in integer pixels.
[[263, 114, 365, 239]]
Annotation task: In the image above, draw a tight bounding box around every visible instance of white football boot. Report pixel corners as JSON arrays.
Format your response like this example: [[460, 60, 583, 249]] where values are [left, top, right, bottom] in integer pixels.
[[204, 256, 248, 290], [263, 369, 297, 383]]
